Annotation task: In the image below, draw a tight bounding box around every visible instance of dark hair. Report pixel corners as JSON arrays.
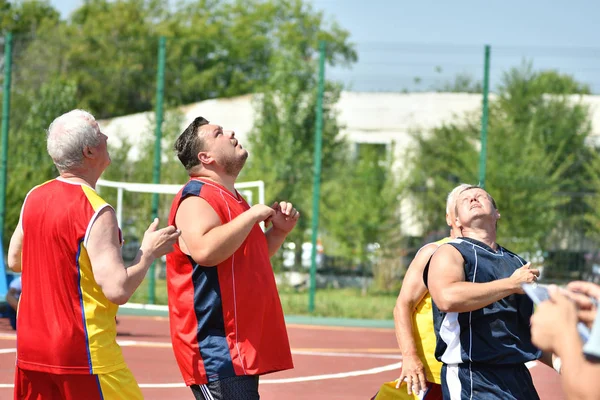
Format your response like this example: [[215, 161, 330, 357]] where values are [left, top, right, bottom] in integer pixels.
[[174, 116, 209, 171]]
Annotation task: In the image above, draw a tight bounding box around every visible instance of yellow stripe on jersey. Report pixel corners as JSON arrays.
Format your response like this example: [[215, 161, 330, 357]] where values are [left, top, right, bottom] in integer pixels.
[[82, 185, 109, 211], [434, 237, 451, 246], [77, 226, 126, 374], [97, 368, 143, 400]]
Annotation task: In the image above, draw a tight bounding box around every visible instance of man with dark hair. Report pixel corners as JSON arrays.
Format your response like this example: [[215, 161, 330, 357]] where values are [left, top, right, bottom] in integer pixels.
[[167, 116, 299, 400], [426, 186, 543, 400]]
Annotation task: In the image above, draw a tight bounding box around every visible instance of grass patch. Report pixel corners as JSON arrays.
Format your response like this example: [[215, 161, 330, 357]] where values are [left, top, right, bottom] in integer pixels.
[[129, 279, 397, 320]]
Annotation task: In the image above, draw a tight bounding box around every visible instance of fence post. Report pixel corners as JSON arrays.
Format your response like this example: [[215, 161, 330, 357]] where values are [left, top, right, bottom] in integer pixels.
[[478, 44, 491, 188], [0, 32, 13, 242], [149, 36, 166, 304], [308, 40, 326, 313]]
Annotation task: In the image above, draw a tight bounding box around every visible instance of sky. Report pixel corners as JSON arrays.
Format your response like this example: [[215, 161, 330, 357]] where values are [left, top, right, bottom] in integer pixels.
[[50, 0, 600, 92]]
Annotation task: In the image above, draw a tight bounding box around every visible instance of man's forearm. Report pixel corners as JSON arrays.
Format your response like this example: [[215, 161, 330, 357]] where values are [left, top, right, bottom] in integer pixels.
[[554, 327, 600, 400], [433, 278, 515, 313], [192, 211, 258, 266], [121, 250, 156, 301], [265, 228, 287, 257], [394, 304, 419, 356]]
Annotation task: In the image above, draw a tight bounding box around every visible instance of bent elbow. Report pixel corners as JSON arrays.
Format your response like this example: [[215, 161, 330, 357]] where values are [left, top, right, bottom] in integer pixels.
[[7, 261, 21, 273], [431, 291, 456, 313], [103, 287, 130, 306], [190, 248, 220, 267], [110, 295, 130, 306], [7, 252, 21, 272]]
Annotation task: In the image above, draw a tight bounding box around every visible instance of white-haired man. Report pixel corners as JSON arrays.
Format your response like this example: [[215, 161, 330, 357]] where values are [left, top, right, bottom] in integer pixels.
[[426, 186, 541, 400], [8, 109, 180, 400]]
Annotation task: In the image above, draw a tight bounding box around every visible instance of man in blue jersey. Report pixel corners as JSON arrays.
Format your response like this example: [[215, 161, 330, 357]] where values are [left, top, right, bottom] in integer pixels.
[[426, 186, 542, 400]]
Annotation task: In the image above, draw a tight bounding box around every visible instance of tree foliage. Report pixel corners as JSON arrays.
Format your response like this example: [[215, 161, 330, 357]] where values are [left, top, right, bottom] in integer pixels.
[[406, 65, 595, 259], [0, 0, 357, 251]]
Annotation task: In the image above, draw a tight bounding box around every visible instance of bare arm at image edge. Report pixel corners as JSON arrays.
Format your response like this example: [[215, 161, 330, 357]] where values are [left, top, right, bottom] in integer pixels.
[[394, 242, 439, 393], [7, 219, 23, 273], [394, 243, 438, 357]]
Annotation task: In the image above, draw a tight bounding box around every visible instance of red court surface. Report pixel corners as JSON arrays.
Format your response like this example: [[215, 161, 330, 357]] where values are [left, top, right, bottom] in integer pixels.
[[0, 316, 564, 399]]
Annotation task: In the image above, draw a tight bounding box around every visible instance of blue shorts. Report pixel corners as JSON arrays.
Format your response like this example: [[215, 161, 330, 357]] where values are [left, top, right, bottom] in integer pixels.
[[441, 363, 539, 400]]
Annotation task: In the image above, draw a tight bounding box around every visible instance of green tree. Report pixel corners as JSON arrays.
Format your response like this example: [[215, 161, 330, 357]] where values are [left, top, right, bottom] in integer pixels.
[[321, 143, 403, 290], [7, 0, 356, 119], [4, 79, 78, 242], [101, 107, 188, 240], [0, 0, 60, 35], [241, 48, 350, 268], [406, 65, 594, 259]]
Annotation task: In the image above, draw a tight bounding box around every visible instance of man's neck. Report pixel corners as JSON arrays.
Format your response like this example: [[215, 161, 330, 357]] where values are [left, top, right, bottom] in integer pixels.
[[59, 170, 99, 189], [460, 226, 498, 250], [192, 172, 237, 195]]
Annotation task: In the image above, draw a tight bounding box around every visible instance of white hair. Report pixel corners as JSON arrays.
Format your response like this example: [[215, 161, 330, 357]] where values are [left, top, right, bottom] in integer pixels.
[[446, 183, 471, 215], [46, 109, 100, 172]]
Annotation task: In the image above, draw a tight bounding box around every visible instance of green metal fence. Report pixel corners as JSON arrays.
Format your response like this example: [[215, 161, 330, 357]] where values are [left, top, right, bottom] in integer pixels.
[[2, 23, 600, 316]]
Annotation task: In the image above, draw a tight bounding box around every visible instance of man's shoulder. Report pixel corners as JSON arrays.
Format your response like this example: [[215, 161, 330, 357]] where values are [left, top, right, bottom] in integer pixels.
[[180, 179, 209, 198]]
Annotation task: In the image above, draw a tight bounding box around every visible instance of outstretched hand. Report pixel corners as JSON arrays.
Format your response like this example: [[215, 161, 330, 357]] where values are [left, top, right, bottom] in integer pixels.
[[140, 218, 181, 259], [268, 201, 300, 234]]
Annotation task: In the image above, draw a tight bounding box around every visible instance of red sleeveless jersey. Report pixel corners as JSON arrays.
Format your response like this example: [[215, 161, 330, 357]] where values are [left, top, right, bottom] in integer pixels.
[[17, 178, 126, 374], [166, 178, 293, 385]]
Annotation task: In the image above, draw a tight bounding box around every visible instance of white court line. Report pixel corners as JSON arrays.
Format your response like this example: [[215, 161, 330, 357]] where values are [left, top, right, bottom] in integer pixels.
[[0, 348, 16, 354], [134, 361, 404, 388], [261, 361, 403, 384], [293, 350, 401, 359], [0, 360, 542, 389], [0, 349, 403, 388]]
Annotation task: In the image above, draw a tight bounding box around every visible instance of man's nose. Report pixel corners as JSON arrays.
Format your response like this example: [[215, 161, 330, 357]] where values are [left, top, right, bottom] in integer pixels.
[[224, 130, 235, 138]]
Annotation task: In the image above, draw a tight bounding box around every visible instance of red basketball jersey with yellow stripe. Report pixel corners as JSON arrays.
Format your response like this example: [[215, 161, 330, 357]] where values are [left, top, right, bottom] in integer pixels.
[[17, 178, 126, 375]]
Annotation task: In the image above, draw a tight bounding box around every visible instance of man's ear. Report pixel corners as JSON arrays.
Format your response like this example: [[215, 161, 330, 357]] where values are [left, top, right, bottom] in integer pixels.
[[198, 151, 212, 165], [83, 145, 94, 159], [455, 215, 463, 229]]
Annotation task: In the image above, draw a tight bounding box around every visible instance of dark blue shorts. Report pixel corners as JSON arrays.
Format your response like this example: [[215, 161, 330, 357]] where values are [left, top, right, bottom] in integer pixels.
[[191, 375, 259, 400], [441, 363, 539, 400]]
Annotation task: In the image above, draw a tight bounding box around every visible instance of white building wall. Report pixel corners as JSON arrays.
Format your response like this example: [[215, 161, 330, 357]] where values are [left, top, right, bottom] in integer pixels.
[[99, 92, 600, 236]]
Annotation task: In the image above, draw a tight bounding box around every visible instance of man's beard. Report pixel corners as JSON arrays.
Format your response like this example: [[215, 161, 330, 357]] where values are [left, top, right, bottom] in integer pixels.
[[223, 151, 249, 176]]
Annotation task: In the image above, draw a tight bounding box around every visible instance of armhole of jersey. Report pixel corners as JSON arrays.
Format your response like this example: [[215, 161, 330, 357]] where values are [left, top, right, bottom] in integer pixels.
[[84, 204, 114, 248], [19, 186, 39, 235]]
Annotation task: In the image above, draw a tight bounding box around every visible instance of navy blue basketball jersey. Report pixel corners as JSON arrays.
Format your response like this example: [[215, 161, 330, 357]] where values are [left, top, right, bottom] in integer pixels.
[[431, 237, 541, 365]]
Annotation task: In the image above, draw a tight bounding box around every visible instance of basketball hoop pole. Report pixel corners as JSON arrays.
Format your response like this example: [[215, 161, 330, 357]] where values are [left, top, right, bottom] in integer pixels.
[[308, 41, 326, 313]]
